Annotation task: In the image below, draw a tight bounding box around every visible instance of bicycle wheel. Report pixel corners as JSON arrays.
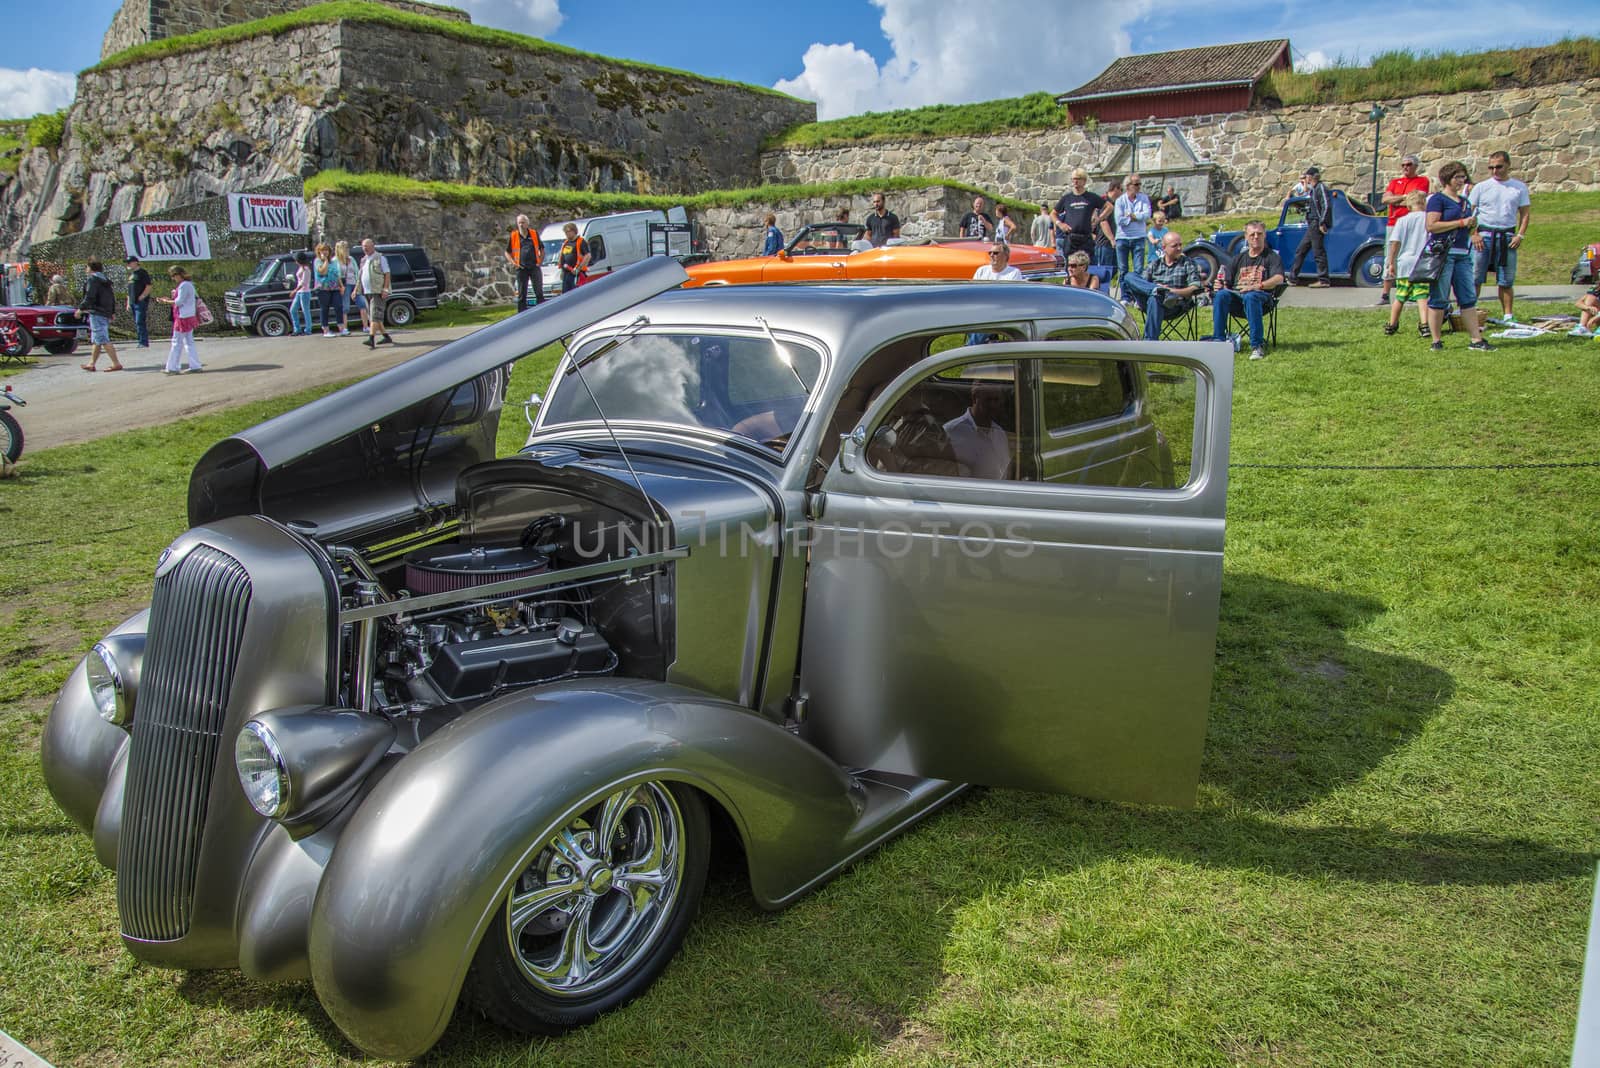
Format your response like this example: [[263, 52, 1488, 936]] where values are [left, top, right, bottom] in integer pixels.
[[0, 409, 22, 462]]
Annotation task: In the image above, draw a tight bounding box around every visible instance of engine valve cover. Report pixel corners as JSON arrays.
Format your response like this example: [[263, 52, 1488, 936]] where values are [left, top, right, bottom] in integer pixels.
[[426, 628, 613, 700]]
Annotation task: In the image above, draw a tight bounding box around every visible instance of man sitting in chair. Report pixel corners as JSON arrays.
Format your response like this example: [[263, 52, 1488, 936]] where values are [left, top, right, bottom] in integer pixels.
[[1208, 220, 1285, 361], [1121, 231, 1203, 340]]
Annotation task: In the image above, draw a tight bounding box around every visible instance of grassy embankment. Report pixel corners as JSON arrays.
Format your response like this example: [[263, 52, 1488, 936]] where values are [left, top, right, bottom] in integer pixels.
[[1, 305, 1597, 1066], [767, 38, 1599, 149]]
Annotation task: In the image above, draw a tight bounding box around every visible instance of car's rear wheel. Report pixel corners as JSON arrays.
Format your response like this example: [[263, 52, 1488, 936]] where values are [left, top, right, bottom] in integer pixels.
[[1352, 248, 1384, 288], [255, 309, 291, 338], [1226, 236, 1247, 257], [384, 298, 415, 327], [467, 780, 708, 1035], [42, 337, 77, 355]]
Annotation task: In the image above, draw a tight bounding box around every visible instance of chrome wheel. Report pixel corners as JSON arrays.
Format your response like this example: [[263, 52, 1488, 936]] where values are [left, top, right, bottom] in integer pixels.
[[506, 782, 685, 997], [467, 777, 710, 1039]]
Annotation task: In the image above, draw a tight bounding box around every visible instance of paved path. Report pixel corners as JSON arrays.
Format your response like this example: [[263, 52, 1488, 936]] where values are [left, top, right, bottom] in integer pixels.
[[3, 323, 482, 453]]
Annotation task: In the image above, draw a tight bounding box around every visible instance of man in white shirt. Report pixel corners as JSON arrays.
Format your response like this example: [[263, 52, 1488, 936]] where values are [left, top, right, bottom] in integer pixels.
[[1113, 174, 1153, 295], [972, 243, 1024, 281], [359, 237, 394, 348], [1467, 150, 1532, 323], [943, 380, 1011, 480]]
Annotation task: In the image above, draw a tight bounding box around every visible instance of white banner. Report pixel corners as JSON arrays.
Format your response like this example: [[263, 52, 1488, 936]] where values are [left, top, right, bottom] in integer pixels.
[[226, 192, 308, 235], [121, 221, 212, 261]]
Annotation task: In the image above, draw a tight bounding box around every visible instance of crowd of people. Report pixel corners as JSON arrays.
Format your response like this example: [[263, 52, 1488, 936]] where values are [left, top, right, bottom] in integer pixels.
[[63, 235, 405, 377], [282, 238, 399, 348], [990, 149, 1548, 357]]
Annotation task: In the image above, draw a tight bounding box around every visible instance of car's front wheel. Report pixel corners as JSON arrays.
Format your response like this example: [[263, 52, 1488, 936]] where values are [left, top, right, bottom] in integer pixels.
[[467, 780, 709, 1035], [42, 337, 77, 355], [255, 309, 291, 338], [1188, 249, 1218, 284], [6, 326, 34, 358]]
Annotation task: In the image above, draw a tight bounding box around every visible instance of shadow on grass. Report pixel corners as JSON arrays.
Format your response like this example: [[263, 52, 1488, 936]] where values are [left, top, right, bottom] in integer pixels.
[[1205, 572, 1452, 811], [169, 574, 1589, 1064]]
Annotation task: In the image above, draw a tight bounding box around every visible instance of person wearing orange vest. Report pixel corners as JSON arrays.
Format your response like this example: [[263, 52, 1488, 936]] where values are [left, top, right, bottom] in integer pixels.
[[559, 222, 591, 294], [505, 214, 544, 312]]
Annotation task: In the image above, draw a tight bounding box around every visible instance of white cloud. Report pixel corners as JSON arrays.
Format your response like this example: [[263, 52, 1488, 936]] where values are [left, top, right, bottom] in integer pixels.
[[453, 0, 562, 37], [0, 68, 76, 120], [776, 0, 1134, 120], [1299, 50, 1333, 72]]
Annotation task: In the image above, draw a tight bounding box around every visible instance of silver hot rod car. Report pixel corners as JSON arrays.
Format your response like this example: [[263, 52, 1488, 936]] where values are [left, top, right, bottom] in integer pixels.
[[43, 257, 1233, 1059]]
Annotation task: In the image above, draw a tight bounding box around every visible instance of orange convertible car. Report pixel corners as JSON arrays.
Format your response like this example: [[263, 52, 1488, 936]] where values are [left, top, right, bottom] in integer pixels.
[[685, 222, 1064, 287]]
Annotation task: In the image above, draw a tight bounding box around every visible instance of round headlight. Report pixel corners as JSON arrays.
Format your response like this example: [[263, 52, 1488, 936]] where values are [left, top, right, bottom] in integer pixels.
[[235, 722, 290, 819], [86, 642, 130, 725]]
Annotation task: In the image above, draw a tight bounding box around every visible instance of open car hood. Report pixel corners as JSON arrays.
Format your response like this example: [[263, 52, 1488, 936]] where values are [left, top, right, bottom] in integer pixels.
[[187, 256, 688, 544]]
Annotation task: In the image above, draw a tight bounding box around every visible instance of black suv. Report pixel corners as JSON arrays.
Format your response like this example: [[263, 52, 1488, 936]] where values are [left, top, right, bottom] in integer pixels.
[[224, 245, 444, 337]]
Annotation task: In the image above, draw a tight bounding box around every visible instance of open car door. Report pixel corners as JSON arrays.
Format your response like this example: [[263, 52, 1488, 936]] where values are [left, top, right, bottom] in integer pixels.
[[800, 340, 1231, 807]]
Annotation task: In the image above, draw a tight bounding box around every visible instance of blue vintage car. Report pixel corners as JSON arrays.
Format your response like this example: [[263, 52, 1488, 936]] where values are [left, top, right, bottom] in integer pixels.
[[1186, 188, 1389, 288]]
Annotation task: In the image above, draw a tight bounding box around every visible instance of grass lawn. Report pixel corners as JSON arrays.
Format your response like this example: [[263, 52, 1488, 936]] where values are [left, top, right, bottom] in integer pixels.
[[1182, 190, 1596, 286], [1, 307, 1596, 1065]]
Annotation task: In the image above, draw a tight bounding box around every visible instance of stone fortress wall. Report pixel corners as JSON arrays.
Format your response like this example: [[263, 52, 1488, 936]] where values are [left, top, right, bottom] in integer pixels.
[[2, 15, 813, 256], [100, 0, 469, 58], [760, 78, 1600, 213]]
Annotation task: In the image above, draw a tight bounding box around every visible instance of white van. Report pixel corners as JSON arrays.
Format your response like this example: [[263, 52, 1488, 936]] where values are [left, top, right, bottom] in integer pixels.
[[540, 207, 691, 295]]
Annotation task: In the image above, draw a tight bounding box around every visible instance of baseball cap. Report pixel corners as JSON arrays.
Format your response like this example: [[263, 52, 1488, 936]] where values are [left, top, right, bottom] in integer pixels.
[[1303, 165, 1320, 177], [125, 254, 139, 263]]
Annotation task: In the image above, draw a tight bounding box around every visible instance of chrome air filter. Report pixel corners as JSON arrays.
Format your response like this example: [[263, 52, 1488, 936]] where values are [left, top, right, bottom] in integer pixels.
[[403, 543, 550, 594]]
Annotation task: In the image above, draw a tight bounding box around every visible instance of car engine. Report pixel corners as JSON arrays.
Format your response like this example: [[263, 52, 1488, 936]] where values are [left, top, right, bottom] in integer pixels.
[[327, 516, 632, 722]]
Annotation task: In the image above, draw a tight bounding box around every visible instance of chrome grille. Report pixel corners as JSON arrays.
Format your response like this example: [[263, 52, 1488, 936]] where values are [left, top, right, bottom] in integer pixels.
[[117, 546, 252, 941]]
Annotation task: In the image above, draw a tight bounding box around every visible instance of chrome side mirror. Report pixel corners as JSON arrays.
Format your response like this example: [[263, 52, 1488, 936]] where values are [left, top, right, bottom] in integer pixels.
[[523, 392, 543, 429]]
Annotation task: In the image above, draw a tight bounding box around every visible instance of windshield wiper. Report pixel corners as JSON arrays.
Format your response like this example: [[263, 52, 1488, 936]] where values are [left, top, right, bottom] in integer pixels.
[[754, 315, 811, 395], [565, 314, 650, 375]]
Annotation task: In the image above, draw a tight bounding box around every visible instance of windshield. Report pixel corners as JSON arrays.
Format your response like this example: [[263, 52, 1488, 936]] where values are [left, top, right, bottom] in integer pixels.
[[541, 331, 824, 454], [542, 239, 564, 263], [243, 258, 281, 284], [787, 223, 866, 255]]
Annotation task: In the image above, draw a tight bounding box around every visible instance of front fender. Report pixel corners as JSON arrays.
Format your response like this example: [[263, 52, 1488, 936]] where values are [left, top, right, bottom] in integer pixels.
[[42, 610, 146, 836], [309, 678, 862, 1060]]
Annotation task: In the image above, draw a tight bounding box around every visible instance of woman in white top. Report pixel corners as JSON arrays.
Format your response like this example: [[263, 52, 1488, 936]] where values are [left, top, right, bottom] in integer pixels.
[[156, 265, 202, 374], [994, 203, 1018, 244], [1383, 190, 1431, 337]]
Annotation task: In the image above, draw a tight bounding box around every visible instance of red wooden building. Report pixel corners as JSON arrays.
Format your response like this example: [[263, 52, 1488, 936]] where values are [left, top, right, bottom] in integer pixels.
[[1057, 39, 1293, 123]]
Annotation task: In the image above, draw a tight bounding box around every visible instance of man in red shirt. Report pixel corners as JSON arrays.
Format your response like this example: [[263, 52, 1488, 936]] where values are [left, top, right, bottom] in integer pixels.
[[1379, 154, 1430, 305]]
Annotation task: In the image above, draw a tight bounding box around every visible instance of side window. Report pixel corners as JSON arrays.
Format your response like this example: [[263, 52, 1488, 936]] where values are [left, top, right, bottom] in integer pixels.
[[588, 235, 607, 263], [386, 254, 414, 281], [868, 356, 1197, 490], [870, 361, 1017, 481], [1040, 358, 1131, 432]]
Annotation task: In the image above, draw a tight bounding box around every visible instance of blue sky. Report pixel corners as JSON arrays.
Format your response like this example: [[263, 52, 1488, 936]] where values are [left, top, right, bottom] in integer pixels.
[[0, 0, 1586, 121]]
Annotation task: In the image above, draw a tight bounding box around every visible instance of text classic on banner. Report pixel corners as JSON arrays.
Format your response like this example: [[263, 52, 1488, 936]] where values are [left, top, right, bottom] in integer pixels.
[[226, 193, 308, 235], [121, 221, 213, 261]]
